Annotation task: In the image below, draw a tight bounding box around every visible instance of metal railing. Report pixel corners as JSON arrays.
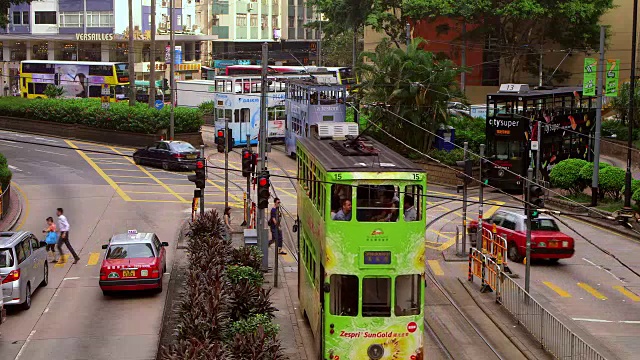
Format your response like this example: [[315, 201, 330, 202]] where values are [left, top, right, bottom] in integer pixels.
[[0, 184, 10, 220], [500, 274, 607, 360]]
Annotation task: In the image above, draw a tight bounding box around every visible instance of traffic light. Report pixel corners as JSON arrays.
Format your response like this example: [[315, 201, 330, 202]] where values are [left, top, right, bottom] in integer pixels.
[[257, 172, 270, 209], [242, 149, 253, 177], [188, 159, 206, 189], [455, 159, 474, 185], [529, 183, 544, 218], [217, 130, 225, 153], [480, 159, 490, 185]]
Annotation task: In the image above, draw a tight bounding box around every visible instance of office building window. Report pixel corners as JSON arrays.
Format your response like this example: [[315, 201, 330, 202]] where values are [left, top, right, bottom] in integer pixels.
[[177, 15, 182, 26], [288, 16, 294, 28], [35, 11, 57, 25], [12, 12, 21, 25], [236, 14, 247, 26], [272, 15, 278, 28], [23, 11, 29, 25], [86, 11, 114, 27], [59, 12, 83, 27], [250, 14, 258, 27]]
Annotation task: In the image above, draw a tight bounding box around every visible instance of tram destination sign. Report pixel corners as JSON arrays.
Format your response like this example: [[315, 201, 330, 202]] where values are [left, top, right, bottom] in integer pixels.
[[364, 251, 391, 265]]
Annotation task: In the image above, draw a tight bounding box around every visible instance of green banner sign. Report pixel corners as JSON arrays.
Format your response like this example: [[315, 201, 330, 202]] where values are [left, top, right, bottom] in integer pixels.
[[583, 58, 597, 96], [605, 59, 620, 97]]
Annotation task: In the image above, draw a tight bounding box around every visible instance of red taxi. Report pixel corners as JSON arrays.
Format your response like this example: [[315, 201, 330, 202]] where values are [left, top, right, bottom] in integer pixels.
[[99, 230, 168, 295], [484, 210, 575, 263]]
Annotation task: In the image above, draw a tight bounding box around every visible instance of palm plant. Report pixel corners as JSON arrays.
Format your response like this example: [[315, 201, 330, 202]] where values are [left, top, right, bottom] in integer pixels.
[[357, 38, 465, 153]]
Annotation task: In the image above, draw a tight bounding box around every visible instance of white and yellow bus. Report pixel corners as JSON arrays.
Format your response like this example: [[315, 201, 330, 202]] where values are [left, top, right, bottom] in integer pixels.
[[19, 60, 130, 101]]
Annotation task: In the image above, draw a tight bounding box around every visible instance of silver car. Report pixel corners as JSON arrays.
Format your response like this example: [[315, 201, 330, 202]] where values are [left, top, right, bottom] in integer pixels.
[[0, 231, 49, 310]]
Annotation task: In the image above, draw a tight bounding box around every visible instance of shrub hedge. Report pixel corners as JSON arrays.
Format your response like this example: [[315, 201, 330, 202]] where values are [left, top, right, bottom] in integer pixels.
[[0, 153, 11, 191], [599, 166, 626, 200], [162, 210, 285, 360], [0, 97, 203, 134], [549, 159, 589, 195]]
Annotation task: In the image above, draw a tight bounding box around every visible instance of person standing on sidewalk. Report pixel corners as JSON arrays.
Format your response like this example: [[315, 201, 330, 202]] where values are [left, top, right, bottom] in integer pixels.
[[55, 208, 80, 264], [269, 198, 287, 255], [223, 207, 233, 241]]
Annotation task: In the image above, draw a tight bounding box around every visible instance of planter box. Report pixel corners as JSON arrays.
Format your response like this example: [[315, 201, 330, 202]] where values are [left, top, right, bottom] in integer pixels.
[[0, 116, 203, 148]]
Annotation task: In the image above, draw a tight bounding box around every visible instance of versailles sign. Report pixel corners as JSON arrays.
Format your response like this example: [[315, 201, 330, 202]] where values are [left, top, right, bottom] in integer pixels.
[[75, 33, 115, 41]]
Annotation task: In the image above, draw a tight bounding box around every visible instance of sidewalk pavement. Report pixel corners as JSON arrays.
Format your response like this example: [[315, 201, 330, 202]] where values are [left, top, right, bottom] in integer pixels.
[[0, 182, 24, 231]]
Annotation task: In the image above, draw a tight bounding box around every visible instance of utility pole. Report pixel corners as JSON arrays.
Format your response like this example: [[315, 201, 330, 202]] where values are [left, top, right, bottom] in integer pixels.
[[405, 22, 411, 47], [200, 145, 205, 215], [624, 0, 638, 212], [461, 21, 466, 94], [462, 142, 468, 254], [592, 25, 606, 206], [245, 134, 252, 227], [148, 0, 157, 107], [525, 168, 533, 293], [258, 43, 269, 271], [536, 119, 542, 181], [169, 0, 176, 140], [83, 0, 87, 34], [352, 25, 359, 125], [478, 144, 485, 247], [224, 117, 229, 210], [128, 0, 136, 106]]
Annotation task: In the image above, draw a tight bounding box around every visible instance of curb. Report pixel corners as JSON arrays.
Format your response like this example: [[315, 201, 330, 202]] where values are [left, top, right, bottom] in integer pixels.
[[5, 182, 24, 231], [546, 203, 640, 242], [457, 277, 546, 360], [176, 217, 191, 250]]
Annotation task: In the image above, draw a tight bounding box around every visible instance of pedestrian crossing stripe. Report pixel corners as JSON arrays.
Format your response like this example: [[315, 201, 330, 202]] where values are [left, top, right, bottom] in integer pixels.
[[54, 255, 70, 268], [613, 286, 640, 302], [543, 281, 572, 297], [578, 283, 608, 300], [541, 281, 640, 301], [87, 253, 100, 266]]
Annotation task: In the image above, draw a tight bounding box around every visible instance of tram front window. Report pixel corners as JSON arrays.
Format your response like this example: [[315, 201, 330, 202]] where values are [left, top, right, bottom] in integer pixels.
[[362, 277, 391, 317], [395, 275, 421, 316], [356, 185, 399, 222], [495, 140, 522, 160], [330, 274, 358, 316]]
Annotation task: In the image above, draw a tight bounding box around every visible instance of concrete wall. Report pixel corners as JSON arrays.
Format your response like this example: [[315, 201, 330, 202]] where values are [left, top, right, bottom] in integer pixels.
[[415, 161, 480, 188], [600, 138, 640, 168]]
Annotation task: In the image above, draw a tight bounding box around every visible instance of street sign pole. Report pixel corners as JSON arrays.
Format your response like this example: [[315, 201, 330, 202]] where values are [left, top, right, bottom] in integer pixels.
[[525, 168, 533, 293], [592, 25, 606, 206], [224, 117, 229, 210], [200, 145, 205, 216], [461, 142, 468, 255], [478, 144, 485, 247], [246, 134, 251, 227], [258, 43, 269, 271]]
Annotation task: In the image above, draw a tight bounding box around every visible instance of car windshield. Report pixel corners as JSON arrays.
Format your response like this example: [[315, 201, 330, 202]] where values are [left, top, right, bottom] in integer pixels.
[[531, 219, 560, 231], [106, 243, 155, 259], [171, 142, 196, 152], [0, 248, 14, 268]]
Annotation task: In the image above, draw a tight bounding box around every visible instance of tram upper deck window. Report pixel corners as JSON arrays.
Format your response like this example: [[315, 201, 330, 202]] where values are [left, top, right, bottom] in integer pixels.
[[331, 184, 352, 220], [217, 108, 232, 122], [268, 106, 286, 121], [395, 275, 421, 316], [362, 277, 391, 317], [330, 274, 358, 316], [356, 185, 399, 222], [495, 141, 522, 160], [215, 79, 232, 92]]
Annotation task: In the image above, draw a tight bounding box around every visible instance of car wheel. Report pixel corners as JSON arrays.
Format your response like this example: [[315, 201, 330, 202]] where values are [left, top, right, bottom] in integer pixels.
[[161, 161, 170, 171], [508, 242, 524, 263], [21, 284, 31, 310], [133, 156, 141, 165], [154, 281, 163, 294], [41, 262, 49, 287]]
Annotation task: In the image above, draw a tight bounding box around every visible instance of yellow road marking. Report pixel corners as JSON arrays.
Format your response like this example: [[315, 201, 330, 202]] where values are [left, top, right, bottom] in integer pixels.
[[111, 146, 189, 203], [613, 286, 640, 302], [543, 281, 572, 298], [578, 283, 608, 300], [54, 255, 70, 268], [280, 252, 295, 263], [428, 260, 444, 276], [92, 161, 132, 165], [483, 202, 505, 219], [87, 252, 100, 266], [274, 186, 296, 198], [70, 139, 135, 151], [66, 140, 132, 201], [116, 182, 163, 186], [12, 181, 29, 231], [101, 168, 144, 172], [425, 230, 456, 251], [108, 175, 158, 179], [206, 178, 242, 203], [128, 191, 179, 195]]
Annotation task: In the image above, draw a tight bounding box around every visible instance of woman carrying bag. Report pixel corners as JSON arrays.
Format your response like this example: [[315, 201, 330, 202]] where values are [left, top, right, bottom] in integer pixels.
[[42, 217, 58, 261]]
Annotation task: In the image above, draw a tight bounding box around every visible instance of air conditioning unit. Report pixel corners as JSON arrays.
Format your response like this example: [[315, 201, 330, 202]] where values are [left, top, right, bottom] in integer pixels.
[[315, 123, 359, 140], [213, 15, 219, 19], [247, 3, 255, 11]]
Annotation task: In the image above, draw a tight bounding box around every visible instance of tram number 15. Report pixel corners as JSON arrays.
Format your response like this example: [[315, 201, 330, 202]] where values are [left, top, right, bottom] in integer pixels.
[[335, 174, 342, 180], [412, 173, 421, 180]]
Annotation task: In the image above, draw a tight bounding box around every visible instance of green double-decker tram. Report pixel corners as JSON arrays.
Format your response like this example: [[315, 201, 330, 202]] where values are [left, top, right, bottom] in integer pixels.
[[296, 127, 426, 360]]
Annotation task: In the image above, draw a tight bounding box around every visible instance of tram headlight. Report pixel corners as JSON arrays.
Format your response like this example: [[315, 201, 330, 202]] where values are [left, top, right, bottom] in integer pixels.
[[367, 344, 384, 360], [498, 169, 505, 177]]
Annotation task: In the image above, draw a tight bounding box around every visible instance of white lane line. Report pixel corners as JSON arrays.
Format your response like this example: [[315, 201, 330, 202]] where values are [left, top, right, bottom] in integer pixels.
[[33, 148, 68, 156], [34, 137, 58, 142], [62, 276, 81, 281], [12, 134, 31, 138], [582, 257, 626, 283], [573, 318, 640, 324], [0, 140, 22, 148], [14, 330, 36, 359], [8, 165, 22, 172]]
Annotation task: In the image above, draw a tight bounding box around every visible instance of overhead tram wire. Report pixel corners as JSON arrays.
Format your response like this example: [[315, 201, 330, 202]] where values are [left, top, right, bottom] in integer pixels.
[[0, 135, 526, 211]]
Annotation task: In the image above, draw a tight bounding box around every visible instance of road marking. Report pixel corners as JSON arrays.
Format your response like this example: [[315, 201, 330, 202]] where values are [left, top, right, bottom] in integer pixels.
[[425, 231, 456, 251], [87, 252, 100, 266], [8, 165, 22, 172], [108, 174, 158, 179], [111, 181, 160, 186], [577, 282, 608, 300], [62, 276, 80, 281], [12, 182, 29, 231], [54, 255, 70, 268], [92, 160, 131, 165], [613, 286, 640, 302], [428, 260, 444, 276], [582, 258, 625, 283], [66, 140, 132, 201], [543, 281, 572, 297], [273, 185, 297, 198], [0, 141, 22, 148], [32, 148, 67, 156], [34, 137, 58, 142], [483, 202, 505, 218], [128, 191, 179, 194], [100, 168, 144, 172], [0, 139, 17, 144], [207, 178, 243, 202], [573, 318, 640, 324], [14, 329, 36, 360]]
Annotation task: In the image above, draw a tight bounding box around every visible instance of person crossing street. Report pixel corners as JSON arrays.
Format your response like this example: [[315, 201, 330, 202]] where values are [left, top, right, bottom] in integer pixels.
[[55, 208, 80, 264]]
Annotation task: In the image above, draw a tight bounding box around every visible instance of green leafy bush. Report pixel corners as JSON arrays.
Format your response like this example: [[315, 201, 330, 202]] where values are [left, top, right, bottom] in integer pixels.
[[578, 162, 611, 188], [0, 153, 7, 168], [0, 166, 12, 191], [601, 120, 640, 141], [198, 101, 215, 114], [622, 179, 640, 198], [0, 97, 203, 134], [427, 148, 464, 166], [449, 117, 486, 153], [599, 166, 626, 200], [632, 188, 640, 205], [228, 314, 279, 339], [226, 265, 263, 287], [43, 84, 65, 99], [231, 246, 263, 270], [549, 159, 589, 195]]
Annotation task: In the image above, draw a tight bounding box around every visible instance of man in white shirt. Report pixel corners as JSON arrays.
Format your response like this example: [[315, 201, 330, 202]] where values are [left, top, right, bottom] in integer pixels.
[[56, 208, 80, 264], [404, 195, 417, 222]]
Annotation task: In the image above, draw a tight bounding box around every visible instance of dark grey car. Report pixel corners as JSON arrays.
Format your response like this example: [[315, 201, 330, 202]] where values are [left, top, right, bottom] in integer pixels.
[[132, 140, 200, 171]]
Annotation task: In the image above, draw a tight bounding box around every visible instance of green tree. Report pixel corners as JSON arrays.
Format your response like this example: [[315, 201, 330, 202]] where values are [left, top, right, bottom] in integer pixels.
[[320, 29, 363, 66], [0, 1, 30, 27], [43, 84, 65, 99], [404, 0, 614, 83], [358, 38, 464, 153], [610, 81, 640, 127]]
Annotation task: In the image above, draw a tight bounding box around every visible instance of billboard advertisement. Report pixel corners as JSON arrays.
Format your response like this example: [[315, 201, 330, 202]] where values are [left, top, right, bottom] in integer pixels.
[[30, 64, 109, 98]]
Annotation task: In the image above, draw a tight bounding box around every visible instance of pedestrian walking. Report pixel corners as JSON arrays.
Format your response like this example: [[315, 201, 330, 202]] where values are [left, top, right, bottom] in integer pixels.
[[269, 198, 287, 255], [223, 207, 233, 241], [55, 208, 80, 264], [42, 217, 58, 260]]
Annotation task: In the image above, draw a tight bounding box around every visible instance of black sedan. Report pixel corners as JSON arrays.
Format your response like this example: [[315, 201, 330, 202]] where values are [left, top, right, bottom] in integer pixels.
[[132, 141, 200, 170]]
